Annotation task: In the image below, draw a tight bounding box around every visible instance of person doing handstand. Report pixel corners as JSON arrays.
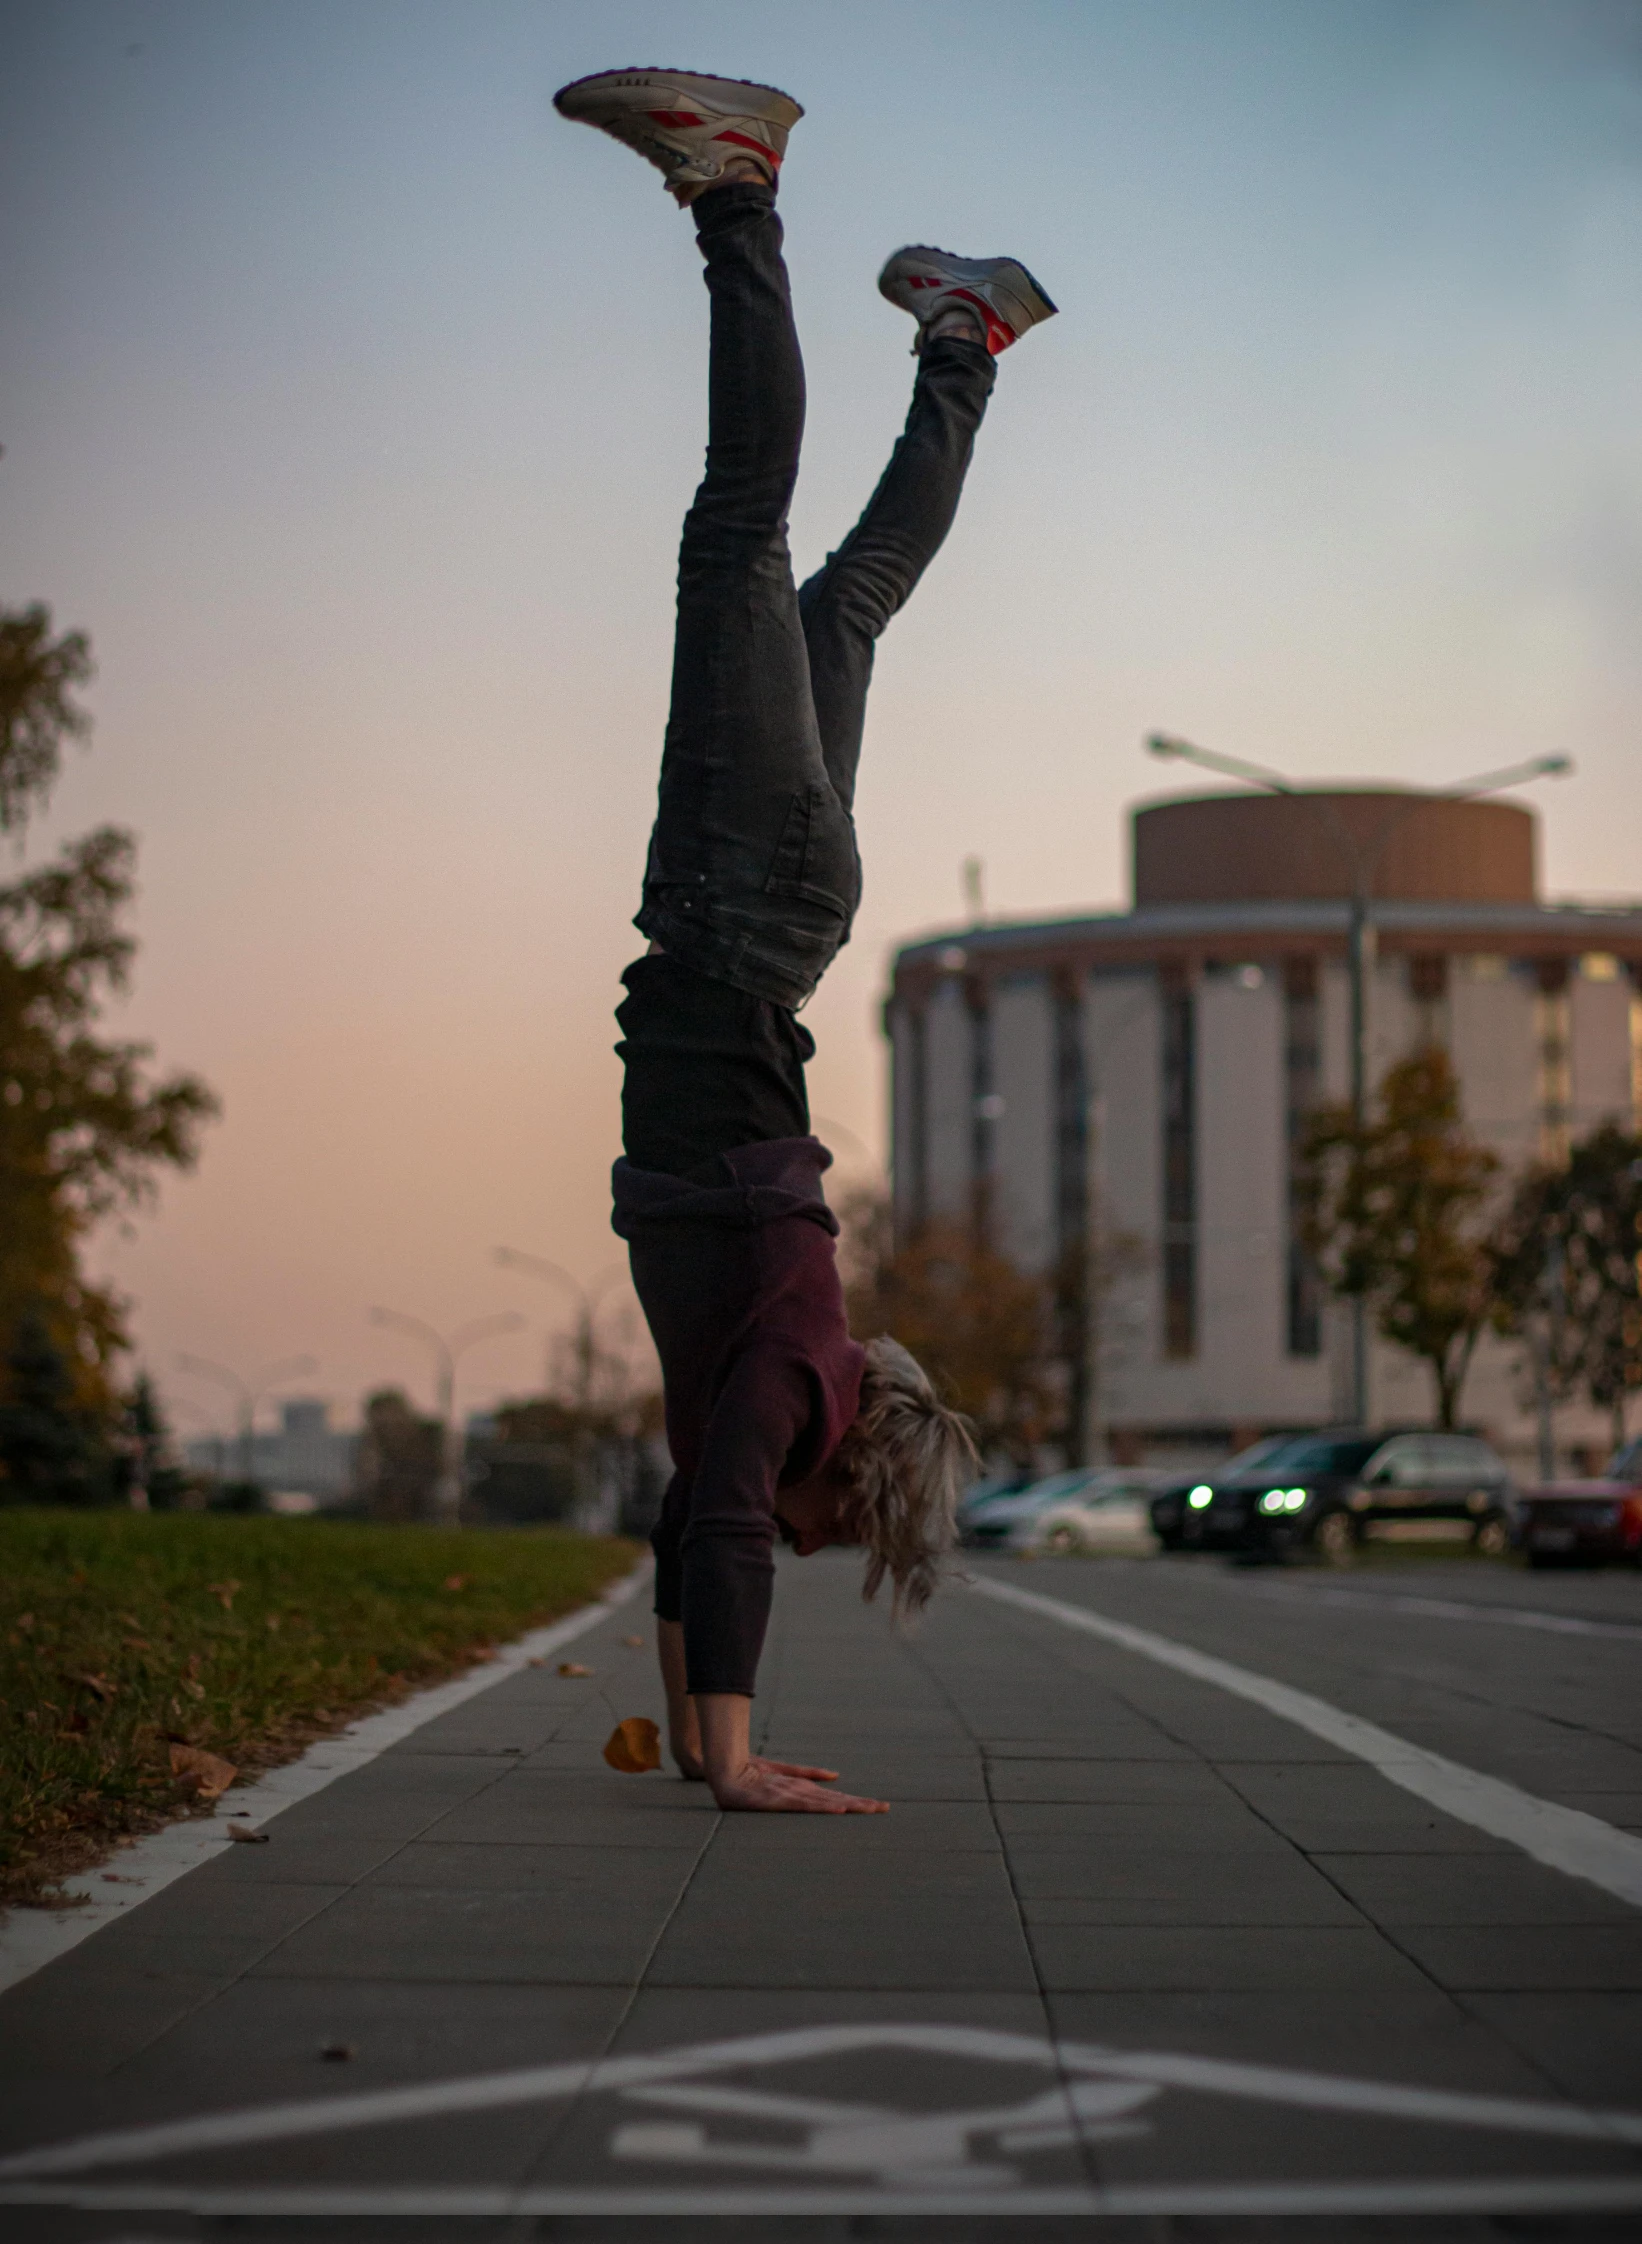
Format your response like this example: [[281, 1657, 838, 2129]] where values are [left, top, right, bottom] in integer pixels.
[[555, 69, 1056, 1814]]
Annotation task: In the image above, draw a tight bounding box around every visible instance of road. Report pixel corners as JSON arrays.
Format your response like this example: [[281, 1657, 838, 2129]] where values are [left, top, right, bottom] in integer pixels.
[[3, 1546, 1642, 2237]]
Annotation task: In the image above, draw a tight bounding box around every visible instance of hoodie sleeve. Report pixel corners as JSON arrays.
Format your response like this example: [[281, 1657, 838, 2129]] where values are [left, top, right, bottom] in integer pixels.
[[679, 1347, 815, 1698]]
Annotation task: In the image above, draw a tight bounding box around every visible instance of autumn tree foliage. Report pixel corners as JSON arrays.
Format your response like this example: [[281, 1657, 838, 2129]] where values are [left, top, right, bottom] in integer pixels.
[[839, 1189, 1060, 1463], [1491, 1123, 1642, 1451], [1298, 1045, 1500, 1429], [0, 605, 217, 1495]]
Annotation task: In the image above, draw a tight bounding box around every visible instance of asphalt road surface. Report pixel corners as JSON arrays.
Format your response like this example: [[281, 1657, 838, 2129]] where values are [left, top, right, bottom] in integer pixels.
[[4, 1546, 1642, 2241]]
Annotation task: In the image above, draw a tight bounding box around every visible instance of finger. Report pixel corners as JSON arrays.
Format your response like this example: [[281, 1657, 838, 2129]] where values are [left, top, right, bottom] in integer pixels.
[[765, 1760, 839, 1781]]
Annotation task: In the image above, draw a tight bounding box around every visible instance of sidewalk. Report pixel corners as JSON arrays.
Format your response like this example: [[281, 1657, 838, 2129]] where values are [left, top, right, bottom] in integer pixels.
[[2, 1549, 1641, 2232]]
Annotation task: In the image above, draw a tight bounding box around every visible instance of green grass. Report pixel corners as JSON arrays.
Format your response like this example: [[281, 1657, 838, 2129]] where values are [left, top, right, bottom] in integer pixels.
[[0, 1509, 639, 1908]]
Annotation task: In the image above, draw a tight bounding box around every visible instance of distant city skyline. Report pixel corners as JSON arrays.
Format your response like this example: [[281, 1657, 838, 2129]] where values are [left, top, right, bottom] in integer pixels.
[[4, 0, 1639, 1425]]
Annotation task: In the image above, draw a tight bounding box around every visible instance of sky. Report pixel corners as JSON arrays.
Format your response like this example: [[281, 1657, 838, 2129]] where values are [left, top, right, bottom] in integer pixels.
[[4, 0, 1640, 1441]]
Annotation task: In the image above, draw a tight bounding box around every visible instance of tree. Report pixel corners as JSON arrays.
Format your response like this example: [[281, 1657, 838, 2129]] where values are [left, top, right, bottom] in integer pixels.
[[0, 1306, 107, 1503], [353, 1387, 444, 1522], [839, 1189, 1059, 1464], [1298, 1045, 1500, 1428], [0, 605, 217, 1463], [117, 1370, 194, 1511], [1492, 1124, 1642, 1451]]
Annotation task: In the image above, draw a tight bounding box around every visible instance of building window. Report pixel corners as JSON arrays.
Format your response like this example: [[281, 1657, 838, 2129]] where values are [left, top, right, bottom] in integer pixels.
[[1283, 958, 1323, 1358], [968, 979, 994, 1238], [1534, 960, 1571, 1164], [1160, 977, 1196, 1360]]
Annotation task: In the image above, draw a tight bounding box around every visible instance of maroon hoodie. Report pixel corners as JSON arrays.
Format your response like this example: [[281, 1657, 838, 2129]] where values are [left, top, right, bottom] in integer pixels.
[[611, 1137, 865, 1696]]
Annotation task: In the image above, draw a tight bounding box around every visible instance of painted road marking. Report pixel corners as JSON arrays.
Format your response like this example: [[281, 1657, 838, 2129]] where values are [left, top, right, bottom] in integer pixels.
[[3, 2023, 1642, 2217], [0, 1562, 652, 1996], [974, 1575, 1642, 1909]]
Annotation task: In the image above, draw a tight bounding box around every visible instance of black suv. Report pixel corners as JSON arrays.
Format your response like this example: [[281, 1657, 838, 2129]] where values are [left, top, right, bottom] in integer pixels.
[[1150, 1429, 1515, 1562]]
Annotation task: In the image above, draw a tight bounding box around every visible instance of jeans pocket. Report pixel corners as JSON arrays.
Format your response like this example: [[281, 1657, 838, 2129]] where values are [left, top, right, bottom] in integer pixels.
[[764, 786, 858, 918]]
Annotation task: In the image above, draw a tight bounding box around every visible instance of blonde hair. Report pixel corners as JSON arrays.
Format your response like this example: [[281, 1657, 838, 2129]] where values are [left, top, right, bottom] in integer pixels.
[[832, 1336, 978, 1620]]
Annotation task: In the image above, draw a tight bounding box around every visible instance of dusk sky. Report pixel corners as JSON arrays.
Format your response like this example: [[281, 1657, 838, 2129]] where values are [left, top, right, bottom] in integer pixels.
[[4, 0, 1640, 1440]]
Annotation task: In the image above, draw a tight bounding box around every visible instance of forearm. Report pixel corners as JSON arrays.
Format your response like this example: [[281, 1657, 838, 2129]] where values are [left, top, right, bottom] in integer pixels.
[[657, 1619, 703, 1777], [696, 1690, 754, 1793]]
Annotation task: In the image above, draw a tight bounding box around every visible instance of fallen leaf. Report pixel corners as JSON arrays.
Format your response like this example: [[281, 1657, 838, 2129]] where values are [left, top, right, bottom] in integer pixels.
[[205, 1579, 241, 1611], [101, 1872, 139, 1883], [225, 1822, 269, 1845], [557, 1661, 592, 1678], [265, 1614, 281, 1632], [622, 1634, 645, 1649], [443, 1574, 469, 1592], [169, 1744, 237, 1801], [319, 2040, 355, 2062], [602, 1717, 662, 1775], [71, 1671, 117, 1702], [181, 1679, 205, 1700], [16, 1613, 34, 1631], [123, 1636, 152, 1652], [526, 1656, 546, 1667]]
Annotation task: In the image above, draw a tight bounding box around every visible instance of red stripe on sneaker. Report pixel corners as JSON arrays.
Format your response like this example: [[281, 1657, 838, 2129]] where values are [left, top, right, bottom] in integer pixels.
[[646, 110, 705, 127], [713, 128, 780, 165], [948, 286, 1017, 354]]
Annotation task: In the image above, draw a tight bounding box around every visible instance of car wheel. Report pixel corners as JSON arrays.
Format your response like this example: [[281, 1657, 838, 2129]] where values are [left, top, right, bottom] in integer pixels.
[[1044, 1524, 1083, 1556], [1156, 1530, 1184, 1553], [1473, 1516, 1510, 1558], [1313, 1510, 1356, 1566]]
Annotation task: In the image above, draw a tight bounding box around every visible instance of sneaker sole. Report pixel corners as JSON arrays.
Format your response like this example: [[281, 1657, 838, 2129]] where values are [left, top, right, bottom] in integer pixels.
[[554, 69, 803, 131]]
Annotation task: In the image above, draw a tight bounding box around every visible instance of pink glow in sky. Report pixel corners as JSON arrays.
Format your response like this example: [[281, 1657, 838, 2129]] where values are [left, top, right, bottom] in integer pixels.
[[4, 0, 1639, 1436]]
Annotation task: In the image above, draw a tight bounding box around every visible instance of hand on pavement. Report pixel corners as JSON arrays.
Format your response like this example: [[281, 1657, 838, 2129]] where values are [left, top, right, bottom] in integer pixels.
[[711, 1760, 888, 1814]]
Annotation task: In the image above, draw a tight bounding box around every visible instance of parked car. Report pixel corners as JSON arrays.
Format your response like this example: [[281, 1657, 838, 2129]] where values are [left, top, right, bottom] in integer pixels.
[[1149, 1429, 1516, 1562], [958, 1469, 1091, 1551], [1519, 1436, 1642, 1569], [1028, 1469, 1170, 1555], [954, 1471, 1032, 1547]]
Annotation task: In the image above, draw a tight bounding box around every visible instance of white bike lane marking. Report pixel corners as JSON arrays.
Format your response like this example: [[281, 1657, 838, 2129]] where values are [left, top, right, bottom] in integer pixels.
[[3, 2022, 1642, 2216], [1177, 1572, 1642, 1645], [972, 1575, 1642, 1909], [0, 1562, 652, 1995]]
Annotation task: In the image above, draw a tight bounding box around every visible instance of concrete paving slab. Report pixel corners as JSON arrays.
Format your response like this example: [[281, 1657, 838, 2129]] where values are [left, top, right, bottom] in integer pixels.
[[5, 1551, 1642, 2230]]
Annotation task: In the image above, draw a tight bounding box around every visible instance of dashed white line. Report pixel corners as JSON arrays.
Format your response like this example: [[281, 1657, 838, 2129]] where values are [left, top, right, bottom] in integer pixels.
[[973, 1575, 1642, 1909]]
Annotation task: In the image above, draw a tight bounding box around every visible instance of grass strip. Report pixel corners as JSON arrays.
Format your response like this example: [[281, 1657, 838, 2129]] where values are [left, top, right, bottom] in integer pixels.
[[1, 1508, 639, 1908]]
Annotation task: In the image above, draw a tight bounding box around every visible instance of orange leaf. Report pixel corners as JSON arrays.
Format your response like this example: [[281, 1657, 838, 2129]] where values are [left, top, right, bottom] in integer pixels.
[[602, 1717, 661, 1775], [557, 1661, 592, 1678], [443, 1574, 469, 1592], [225, 1821, 269, 1844], [169, 1744, 237, 1800]]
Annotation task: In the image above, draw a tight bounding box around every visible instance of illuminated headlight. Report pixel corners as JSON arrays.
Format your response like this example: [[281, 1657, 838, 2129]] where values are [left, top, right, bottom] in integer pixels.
[[1187, 1485, 1213, 1510], [1260, 1487, 1310, 1515]]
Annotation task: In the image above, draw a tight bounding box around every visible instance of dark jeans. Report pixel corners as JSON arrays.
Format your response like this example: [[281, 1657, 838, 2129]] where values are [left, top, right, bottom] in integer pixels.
[[635, 183, 996, 1009]]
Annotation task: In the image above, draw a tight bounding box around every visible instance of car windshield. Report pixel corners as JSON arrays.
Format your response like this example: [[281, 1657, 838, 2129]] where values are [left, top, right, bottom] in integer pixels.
[[1218, 1435, 1293, 1478], [1229, 1435, 1383, 1480], [1609, 1436, 1642, 1485]]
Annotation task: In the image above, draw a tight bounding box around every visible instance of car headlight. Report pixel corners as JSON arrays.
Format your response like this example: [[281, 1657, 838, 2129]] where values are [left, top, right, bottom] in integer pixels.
[[1260, 1487, 1309, 1514], [1187, 1485, 1213, 1510]]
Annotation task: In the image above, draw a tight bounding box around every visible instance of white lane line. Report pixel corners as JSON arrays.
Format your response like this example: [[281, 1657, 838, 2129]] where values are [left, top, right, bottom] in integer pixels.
[[0, 1560, 652, 1996], [1211, 1578, 1642, 1644], [973, 1576, 1642, 1910], [6, 2021, 1642, 2182], [7, 2178, 1642, 2217]]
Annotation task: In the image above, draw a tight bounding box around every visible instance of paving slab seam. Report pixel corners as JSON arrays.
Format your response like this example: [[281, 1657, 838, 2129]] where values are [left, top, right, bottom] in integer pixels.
[[974, 1576, 1642, 1914], [0, 1558, 653, 1995]]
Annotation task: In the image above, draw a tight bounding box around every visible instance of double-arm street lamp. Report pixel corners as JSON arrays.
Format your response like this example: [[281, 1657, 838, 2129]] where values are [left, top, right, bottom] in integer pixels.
[[176, 1352, 319, 1487], [492, 1250, 630, 1409], [368, 1307, 526, 1518], [1142, 734, 1573, 1421]]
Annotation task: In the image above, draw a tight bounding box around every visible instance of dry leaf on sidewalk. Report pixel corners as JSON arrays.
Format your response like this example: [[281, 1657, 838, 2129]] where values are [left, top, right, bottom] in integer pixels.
[[225, 1822, 269, 1844], [557, 1661, 592, 1678], [169, 1744, 237, 1800], [621, 1635, 645, 1649], [603, 1717, 661, 1774]]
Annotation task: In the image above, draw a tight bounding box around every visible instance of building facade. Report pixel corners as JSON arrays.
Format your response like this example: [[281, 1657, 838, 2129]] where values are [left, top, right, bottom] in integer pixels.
[[884, 790, 1642, 1471]]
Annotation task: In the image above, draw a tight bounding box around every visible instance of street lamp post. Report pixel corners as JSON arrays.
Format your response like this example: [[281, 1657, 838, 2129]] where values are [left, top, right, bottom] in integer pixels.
[[367, 1308, 525, 1519], [492, 1251, 630, 1411], [1142, 735, 1572, 1422], [176, 1352, 319, 1488]]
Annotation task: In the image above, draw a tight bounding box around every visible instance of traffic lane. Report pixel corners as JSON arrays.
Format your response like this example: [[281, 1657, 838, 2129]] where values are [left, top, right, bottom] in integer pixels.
[[996, 1554, 1642, 1823], [937, 1569, 1642, 2109]]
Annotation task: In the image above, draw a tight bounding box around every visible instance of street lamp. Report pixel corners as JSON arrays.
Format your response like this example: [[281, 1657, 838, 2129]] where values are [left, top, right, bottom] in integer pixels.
[[176, 1352, 318, 1487], [1142, 734, 1573, 1421], [492, 1251, 629, 1409], [367, 1308, 525, 1518]]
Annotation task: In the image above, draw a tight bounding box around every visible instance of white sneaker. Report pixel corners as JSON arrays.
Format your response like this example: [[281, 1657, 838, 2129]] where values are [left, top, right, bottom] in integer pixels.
[[878, 246, 1057, 356], [553, 69, 802, 198]]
